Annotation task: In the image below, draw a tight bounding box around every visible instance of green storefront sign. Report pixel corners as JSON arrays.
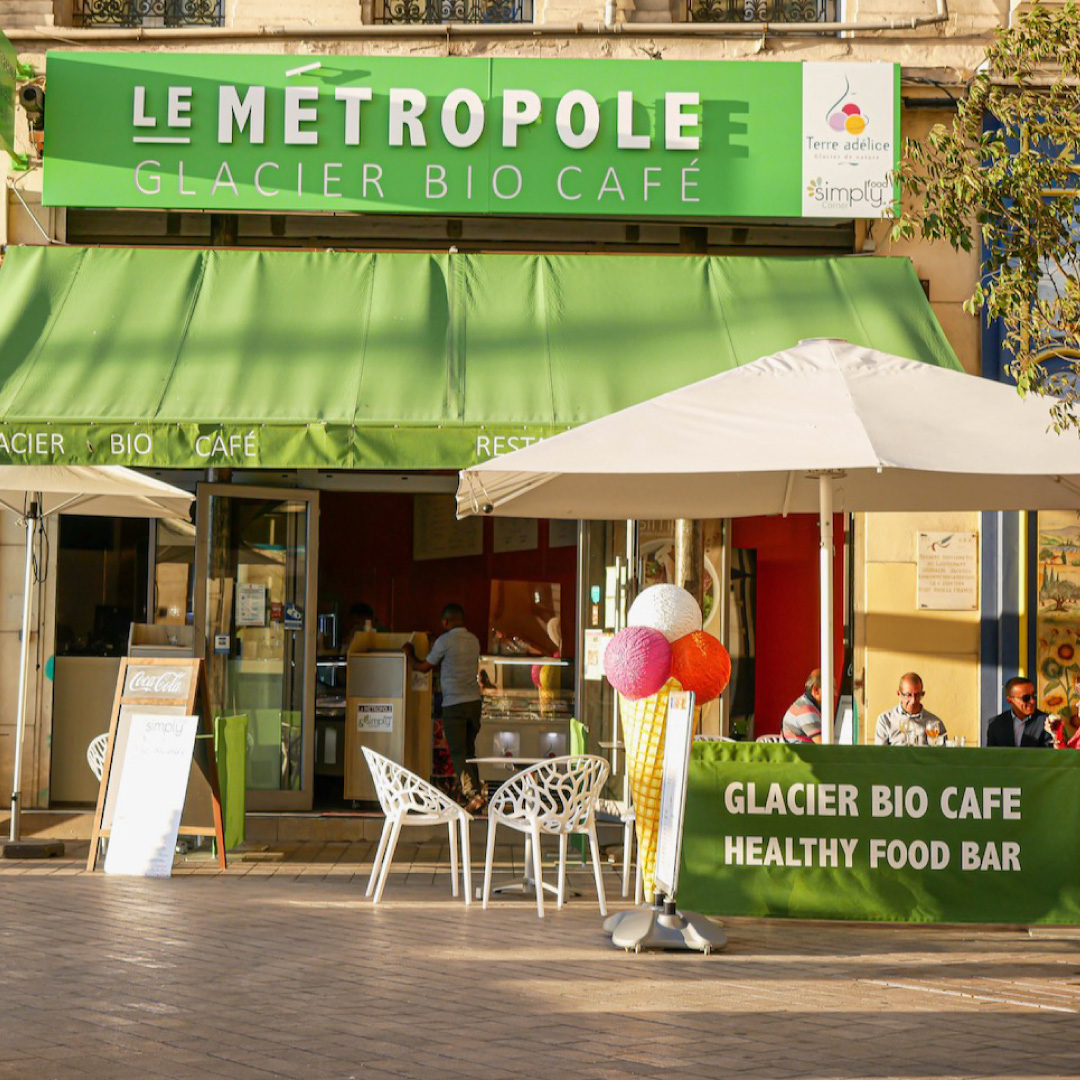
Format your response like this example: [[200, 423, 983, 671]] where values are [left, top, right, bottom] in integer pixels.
[[680, 743, 1080, 924], [43, 53, 898, 219]]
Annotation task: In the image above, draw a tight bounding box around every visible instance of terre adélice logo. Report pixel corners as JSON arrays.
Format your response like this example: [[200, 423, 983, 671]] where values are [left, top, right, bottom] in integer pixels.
[[825, 77, 868, 136]]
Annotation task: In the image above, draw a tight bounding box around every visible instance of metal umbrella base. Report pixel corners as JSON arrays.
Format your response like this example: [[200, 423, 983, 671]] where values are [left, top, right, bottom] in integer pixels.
[[2, 839, 65, 859], [604, 899, 727, 954]]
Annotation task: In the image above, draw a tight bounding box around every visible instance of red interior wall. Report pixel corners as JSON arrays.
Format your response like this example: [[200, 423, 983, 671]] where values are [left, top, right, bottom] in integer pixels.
[[732, 514, 845, 736], [318, 492, 577, 653]]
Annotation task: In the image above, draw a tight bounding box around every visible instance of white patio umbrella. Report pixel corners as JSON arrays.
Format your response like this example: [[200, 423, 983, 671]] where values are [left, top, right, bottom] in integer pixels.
[[457, 338, 1080, 742], [0, 466, 193, 847]]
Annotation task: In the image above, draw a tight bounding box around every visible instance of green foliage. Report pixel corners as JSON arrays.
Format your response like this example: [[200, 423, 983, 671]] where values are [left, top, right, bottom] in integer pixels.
[[895, 2, 1080, 425]]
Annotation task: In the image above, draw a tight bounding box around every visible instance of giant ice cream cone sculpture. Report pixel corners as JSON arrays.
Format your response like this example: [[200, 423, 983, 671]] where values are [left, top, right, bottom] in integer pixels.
[[604, 585, 732, 899], [619, 678, 679, 897]]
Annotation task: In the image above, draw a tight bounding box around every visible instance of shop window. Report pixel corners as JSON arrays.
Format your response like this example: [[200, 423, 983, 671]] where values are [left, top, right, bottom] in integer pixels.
[[153, 516, 196, 628], [377, 0, 532, 24], [72, 0, 225, 27], [55, 517, 149, 657], [686, 0, 837, 21]]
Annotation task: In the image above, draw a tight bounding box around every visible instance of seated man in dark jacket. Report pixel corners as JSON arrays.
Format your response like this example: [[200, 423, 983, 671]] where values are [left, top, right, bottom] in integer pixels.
[[985, 677, 1054, 748]]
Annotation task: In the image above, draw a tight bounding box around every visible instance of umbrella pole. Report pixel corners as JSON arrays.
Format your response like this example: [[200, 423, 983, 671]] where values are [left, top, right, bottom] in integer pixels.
[[818, 475, 835, 745], [8, 501, 37, 843]]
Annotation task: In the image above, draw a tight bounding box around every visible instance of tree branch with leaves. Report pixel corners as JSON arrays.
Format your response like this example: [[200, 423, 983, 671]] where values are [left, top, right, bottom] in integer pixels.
[[894, 2, 1080, 427]]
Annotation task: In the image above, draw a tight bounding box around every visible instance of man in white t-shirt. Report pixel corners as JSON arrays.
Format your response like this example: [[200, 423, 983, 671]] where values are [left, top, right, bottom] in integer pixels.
[[403, 603, 484, 811], [875, 672, 947, 746]]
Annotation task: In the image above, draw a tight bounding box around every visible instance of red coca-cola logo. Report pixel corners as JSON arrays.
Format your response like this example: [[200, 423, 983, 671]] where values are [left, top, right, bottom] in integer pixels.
[[128, 669, 186, 695]]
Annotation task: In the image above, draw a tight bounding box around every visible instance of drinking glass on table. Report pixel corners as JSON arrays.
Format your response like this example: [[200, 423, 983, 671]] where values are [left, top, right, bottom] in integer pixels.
[[926, 719, 944, 747]]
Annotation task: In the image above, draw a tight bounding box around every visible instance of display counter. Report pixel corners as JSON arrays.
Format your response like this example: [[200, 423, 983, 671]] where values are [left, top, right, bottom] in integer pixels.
[[475, 655, 573, 784]]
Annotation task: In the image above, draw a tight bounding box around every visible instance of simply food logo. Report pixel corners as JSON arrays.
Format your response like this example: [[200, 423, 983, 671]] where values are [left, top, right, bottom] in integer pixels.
[[805, 175, 894, 211]]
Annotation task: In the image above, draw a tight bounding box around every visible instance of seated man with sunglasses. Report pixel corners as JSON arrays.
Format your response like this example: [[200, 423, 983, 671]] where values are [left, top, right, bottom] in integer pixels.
[[986, 678, 1055, 748]]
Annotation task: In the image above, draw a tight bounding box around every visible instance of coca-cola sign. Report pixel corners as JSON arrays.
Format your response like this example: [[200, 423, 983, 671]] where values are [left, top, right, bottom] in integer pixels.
[[125, 666, 190, 698]]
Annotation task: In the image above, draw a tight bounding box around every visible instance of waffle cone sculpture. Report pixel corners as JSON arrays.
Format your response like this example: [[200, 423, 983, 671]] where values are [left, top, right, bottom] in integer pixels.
[[619, 677, 681, 898]]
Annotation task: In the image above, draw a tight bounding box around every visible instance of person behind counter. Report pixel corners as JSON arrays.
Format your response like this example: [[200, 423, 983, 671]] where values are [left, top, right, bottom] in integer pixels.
[[338, 602, 388, 654], [986, 677, 1054, 748], [875, 673, 946, 745], [781, 670, 822, 744], [402, 603, 485, 813]]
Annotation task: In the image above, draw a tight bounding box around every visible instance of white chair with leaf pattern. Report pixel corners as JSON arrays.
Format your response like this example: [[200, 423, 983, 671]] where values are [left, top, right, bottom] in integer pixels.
[[362, 747, 473, 905], [86, 733, 109, 781], [483, 754, 609, 919]]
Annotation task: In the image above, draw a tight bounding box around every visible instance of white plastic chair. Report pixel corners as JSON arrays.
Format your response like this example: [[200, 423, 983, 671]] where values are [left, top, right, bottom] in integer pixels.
[[483, 754, 609, 919], [86, 733, 109, 781], [362, 747, 472, 905]]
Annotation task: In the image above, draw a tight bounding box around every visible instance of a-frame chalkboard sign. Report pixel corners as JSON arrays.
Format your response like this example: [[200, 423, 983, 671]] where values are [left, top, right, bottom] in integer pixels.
[[87, 657, 226, 871]]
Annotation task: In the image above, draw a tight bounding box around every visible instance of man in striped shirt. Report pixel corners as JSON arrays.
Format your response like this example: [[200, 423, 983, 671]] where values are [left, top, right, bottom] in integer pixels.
[[781, 670, 822, 744]]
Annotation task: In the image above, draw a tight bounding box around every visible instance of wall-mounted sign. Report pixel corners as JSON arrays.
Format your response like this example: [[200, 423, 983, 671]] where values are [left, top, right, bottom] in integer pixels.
[[44, 53, 897, 219], [917, 531, 978, 611]]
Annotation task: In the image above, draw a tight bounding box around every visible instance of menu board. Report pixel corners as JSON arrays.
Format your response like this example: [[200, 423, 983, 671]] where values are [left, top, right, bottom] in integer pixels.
[[548, 520, 578, 548], [87, 658, 225, 872], [493, 518, 538, 554], [413, 494, 484, 561], [104, 714, 198, 878]]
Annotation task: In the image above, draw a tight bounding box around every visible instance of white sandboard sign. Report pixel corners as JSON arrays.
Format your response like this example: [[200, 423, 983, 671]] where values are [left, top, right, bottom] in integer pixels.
[[654, 690, 696, 899], [104, 713, 198, 878]]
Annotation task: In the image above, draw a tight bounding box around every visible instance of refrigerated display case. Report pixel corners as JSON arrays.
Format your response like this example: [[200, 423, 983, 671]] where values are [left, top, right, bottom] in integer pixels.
[[474, 655, 573, 784]]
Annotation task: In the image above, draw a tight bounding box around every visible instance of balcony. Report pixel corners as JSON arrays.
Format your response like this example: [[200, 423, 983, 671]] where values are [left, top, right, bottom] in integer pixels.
[[687, 0, 838, 21], [376, 0, 532, 24], [72, 0, 225, 26]]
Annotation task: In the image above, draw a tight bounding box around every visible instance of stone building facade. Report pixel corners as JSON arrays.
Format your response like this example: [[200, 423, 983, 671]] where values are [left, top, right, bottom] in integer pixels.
[[0, 0, 1033, 812]]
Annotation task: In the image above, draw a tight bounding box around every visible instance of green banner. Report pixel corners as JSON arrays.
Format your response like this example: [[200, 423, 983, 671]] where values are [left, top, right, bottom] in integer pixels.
[[679, 743, 1080, 924], [43, 53, 898, 219]]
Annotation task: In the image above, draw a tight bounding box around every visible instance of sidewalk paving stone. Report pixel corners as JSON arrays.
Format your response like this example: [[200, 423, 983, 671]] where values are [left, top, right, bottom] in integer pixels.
[[2, 839, 1080, 1079]]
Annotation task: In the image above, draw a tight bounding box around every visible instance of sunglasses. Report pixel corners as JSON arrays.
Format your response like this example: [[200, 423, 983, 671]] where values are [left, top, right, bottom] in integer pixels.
[[1010, 693, 1037, 703]]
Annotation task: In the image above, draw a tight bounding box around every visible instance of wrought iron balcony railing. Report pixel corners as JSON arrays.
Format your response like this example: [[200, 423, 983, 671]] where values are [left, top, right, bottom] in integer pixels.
[[72, 0, 225, 27], [377, 0, 532, 24], [687, 0, 838, 21]]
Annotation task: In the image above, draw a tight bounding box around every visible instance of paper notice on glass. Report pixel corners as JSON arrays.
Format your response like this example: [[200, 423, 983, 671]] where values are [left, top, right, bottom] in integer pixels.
[[104, 714, 198, 878], [236, 582, 267, 626], [917, 531, 978, 610], [584, 630, 613, 681]]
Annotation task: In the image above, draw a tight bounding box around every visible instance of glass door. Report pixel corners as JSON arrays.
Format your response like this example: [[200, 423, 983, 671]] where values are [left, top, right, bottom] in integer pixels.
[[195, 484, 318, 811], [576, 520, 638, 795]]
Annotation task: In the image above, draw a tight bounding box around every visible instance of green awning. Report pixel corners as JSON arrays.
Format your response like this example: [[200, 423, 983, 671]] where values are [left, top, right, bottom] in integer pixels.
[[0, 246, 959, 469]]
